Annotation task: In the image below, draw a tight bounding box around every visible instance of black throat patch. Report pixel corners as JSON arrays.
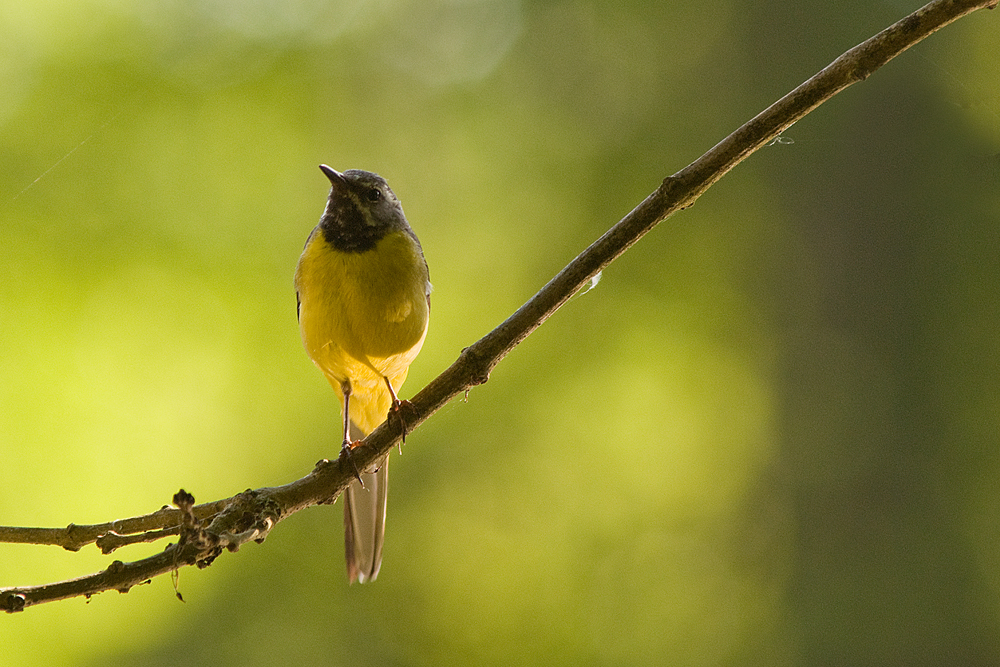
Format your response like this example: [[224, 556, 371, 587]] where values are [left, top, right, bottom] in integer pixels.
[[318, 195, 386, 253]]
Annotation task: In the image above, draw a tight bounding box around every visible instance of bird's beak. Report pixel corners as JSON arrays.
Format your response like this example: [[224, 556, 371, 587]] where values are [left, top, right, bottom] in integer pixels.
[[320, 164, 346, 187]]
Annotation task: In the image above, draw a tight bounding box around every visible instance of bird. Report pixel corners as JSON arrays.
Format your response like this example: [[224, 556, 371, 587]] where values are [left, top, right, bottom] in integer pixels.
[[294, 165, 430, 583]]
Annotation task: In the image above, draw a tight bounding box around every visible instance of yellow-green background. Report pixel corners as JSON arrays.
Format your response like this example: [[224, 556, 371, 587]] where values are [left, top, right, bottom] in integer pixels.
[[2, 0, 999, 664]]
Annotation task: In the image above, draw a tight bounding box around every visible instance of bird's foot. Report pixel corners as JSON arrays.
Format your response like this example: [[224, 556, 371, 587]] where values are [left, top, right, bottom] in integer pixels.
[[388, 399, 418, 451], [339, 439, 365, 487]]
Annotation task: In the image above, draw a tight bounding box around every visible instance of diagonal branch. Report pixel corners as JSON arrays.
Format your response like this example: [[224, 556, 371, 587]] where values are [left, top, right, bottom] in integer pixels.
[[1, 0, 994, 613]]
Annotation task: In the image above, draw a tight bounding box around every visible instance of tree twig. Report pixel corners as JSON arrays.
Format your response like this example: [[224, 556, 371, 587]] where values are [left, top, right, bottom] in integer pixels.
[[0, 498, 231, 553], [1, 0, 994, 613]]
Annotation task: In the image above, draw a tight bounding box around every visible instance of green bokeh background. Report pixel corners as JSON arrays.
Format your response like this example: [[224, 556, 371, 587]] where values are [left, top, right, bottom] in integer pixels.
[[2, 0, 999, 664]]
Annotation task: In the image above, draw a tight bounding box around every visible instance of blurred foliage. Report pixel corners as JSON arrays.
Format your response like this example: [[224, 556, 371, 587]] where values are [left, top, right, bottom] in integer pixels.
[[1, 0, 999, 665]]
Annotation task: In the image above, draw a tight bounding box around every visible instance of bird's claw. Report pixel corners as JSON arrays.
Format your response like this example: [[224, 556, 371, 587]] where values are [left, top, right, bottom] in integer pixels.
[[388, 399, 417, 450], [339, 439, 365, 488]]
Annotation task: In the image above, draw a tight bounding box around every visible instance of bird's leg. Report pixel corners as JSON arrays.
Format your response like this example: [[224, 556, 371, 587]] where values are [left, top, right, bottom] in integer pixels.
[[383, 376, 416, 451], [340, 380, 364, 487]]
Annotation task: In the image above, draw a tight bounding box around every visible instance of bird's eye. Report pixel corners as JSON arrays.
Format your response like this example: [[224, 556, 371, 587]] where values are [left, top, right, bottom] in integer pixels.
[[366, 188, 381, 202]]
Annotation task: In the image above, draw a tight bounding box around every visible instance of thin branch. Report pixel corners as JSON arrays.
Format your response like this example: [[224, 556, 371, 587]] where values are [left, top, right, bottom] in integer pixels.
[[0, 499, 231, 553], [1, 0, 994, 613]]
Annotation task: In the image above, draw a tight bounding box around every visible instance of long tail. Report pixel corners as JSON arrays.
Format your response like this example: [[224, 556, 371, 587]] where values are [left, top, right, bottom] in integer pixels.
[[343, 420, 388, 583]]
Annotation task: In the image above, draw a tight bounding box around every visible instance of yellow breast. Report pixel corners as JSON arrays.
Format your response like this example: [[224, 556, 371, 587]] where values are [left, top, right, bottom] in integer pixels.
[[295, 228, 430, 433]]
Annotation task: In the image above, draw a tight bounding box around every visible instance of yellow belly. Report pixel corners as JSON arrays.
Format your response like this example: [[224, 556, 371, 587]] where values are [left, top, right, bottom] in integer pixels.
[[295, 229, 430, 434]]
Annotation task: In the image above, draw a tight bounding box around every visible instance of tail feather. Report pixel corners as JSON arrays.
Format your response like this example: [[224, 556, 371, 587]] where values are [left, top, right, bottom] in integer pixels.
[[343, 420, 388, 584]]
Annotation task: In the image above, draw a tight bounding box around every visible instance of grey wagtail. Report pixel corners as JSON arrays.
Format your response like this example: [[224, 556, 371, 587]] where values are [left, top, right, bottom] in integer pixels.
[[295, 166, 430, 583]]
